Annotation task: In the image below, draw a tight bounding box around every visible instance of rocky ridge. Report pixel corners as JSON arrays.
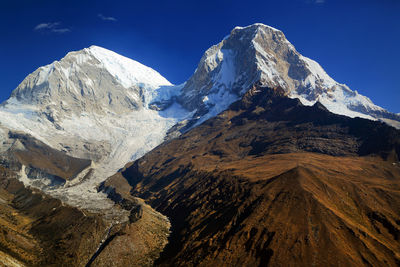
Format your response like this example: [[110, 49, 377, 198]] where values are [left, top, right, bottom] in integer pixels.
[[0, 23, 398, 212], [0, 23, 399, 266], [178, 24, 400, 128], [104, 85, 400, 266]]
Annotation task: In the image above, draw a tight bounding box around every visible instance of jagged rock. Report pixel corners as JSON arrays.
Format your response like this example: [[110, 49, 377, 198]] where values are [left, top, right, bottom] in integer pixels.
[[129, 205, 143, 223], [0, 23, 399, 218], [179, 24, 400, 127]]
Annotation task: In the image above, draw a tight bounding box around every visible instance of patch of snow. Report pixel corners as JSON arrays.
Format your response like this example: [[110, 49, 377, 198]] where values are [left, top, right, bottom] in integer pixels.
[[380, 118, 400, 129], [36, 63, 55, 85], [203, 45, 224, 73], [18, 165, 31, 187], [253, 43, 284, 87], [290, 91, 377, 121], [145, 84, 183, 106], [233, 23, 281, 32], [192, 47, 240, 126], [196, 87, 238, 127], [213, 49, 236, 87], [300, 56, 336, 88]]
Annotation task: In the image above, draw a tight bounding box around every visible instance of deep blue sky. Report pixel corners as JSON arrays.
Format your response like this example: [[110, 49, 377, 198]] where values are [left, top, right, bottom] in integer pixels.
[[0, 0, 399, 112]]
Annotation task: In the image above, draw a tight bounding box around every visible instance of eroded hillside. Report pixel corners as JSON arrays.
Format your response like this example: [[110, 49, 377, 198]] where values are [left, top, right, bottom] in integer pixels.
[[103, 86, 400, 266]]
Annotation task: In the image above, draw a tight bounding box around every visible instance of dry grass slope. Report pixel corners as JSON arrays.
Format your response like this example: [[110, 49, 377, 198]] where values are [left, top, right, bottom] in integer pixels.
[[106, 86, 400, 266]]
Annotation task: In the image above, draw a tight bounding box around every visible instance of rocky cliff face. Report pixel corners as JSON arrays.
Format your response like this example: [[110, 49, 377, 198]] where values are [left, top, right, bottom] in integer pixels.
[[179, 24, 400, 127], [0, 23, 399, 266], [0, 23, 399, 212]]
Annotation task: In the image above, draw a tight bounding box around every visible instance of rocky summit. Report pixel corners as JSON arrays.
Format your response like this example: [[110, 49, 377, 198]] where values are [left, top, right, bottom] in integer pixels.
[[179, 24, 400, 128], [0, 23, 399, 266]]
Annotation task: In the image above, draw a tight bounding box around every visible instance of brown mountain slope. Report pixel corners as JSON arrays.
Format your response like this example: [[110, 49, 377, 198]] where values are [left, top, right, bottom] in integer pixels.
[[1, 131, 92, 184], [0, 166, 107, 266], [0, 167, 170, 267], [103, 86, 400, 266], [0, 133, 170, 267]]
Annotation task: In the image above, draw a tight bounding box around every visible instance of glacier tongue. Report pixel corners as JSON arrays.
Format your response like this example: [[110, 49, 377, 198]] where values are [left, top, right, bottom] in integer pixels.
[[0, 46, 191, 211], [0, 90, 191, 211], [0, 23, 399, 211]]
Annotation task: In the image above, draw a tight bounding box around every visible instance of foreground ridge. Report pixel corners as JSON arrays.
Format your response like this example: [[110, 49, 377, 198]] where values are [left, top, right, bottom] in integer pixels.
[[0, 24, 398, 209], [0, 23, 399, 266], [104, 85, 400, 266]]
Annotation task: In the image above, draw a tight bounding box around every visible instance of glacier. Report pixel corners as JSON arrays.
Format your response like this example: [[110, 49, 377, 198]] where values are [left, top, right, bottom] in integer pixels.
[[0, 24, 399, 211]]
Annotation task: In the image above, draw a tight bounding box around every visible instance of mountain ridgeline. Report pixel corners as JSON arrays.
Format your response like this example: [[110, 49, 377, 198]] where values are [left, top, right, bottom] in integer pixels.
[[0, 23, 399, 266], [104, 85, 400, 266]]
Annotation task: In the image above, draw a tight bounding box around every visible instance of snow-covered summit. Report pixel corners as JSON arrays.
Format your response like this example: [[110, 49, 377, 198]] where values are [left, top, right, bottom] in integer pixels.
[[0, 46, 190, 210], [179, 23, 400, 128], [8, 45, 172, 116], [86, 45, 171, 88], [233, 23, 281, 32], [0, 23, 399, 210], [0, 44, 187, 159]]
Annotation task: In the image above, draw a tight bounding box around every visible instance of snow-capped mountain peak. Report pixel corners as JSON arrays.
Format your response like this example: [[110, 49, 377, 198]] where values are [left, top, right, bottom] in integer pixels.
[[178, 23, 400, 127], [233, 23, 281, 32], [0, 23, 399, 211], [29, 45, 171, 89], [8, 45, 173, 116], [86, 45, 171, 88], [0, 46, 190, 209]]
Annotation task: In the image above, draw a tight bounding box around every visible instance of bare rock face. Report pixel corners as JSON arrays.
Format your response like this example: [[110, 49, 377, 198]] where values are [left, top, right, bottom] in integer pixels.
[[0, 23, 399, 266], [179, 23, 400, 128], [0, 25, 398, 209]]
